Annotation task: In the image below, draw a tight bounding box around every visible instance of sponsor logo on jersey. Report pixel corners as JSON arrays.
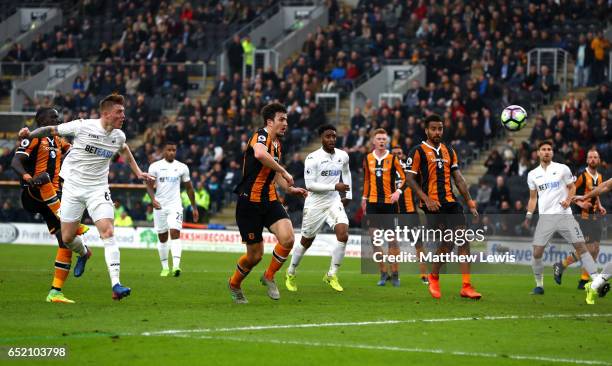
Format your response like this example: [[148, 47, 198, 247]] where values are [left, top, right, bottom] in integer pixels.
[[537, 181, 561, 191], [158, 176, 181, 183], [321, 169, 341, 177], [84, 144, 113, 158]]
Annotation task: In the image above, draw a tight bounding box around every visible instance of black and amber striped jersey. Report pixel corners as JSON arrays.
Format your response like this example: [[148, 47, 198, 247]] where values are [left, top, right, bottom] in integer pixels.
[[362, 151, 406, 204], [234, 128, 282, 203], [406, 141, 459, 205], [15, 136, 70, 191], [574, 169, 604, 220], [397, 159, 415, 213]]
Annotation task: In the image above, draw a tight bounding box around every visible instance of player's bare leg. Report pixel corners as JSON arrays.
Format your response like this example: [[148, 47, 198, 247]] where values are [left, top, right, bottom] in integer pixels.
[[324, 223, 348, 292], [458, 243, 481, 299], [158, 231, 170, 276], [286, 236, 313, 292], [262, 218, 295, 300], [229, 242, 263, 304]]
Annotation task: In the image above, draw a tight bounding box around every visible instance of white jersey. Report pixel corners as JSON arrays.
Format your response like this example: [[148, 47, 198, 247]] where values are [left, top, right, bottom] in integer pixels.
[[303, 147, 352, 209], [148, 158, 190, 208], [527, 161, 574, 214], [57, 119, 126, 187]]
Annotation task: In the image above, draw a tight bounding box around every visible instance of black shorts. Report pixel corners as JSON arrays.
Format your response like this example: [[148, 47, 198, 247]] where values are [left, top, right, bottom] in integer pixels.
[[421, 201, 466, 230], [366, 203, 397, 215], [236, 195, 289, 244], [21, 187, 61, 235], [578, 218, 602, 244]]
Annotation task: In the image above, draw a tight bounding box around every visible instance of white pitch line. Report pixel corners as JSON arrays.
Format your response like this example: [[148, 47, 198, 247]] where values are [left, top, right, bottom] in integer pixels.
[[173, 334, 612, 365], [141, 313, 612, 336]]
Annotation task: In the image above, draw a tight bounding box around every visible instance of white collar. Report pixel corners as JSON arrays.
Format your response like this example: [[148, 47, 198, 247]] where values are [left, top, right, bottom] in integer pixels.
[[422, 141, 441, 153], [373, 150, 389, 163], [586, 168, 599, 182]]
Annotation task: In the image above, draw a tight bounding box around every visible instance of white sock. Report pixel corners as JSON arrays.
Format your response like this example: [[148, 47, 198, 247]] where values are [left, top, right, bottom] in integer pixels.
[[288, 243, 307, 275], [579, 251, 598, 277], [532, 257, 544, 287], [66, 236, 86, 256], [170, 238, 182, 269], [103, 237, 120, 287], [328, 241, 347, 276], [601, 262, 612, 281], [158, 241, 169, 270], [591, 275, 606, 291]]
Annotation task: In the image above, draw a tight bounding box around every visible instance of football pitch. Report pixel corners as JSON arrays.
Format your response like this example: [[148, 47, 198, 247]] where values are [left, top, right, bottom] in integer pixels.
[[0, 244, 610, 366]]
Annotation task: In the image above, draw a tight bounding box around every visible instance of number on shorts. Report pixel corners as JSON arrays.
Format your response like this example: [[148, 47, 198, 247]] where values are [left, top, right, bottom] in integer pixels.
[[176, 212, 183, 222], [104, 192, 111, 201]]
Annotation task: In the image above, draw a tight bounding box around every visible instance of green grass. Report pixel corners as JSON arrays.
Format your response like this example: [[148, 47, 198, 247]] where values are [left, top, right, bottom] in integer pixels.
[[0, 244, 611, 366]]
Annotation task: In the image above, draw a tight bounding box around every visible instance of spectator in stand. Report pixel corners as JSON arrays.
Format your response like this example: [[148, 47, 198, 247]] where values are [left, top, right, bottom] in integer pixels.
[[490, 176, 511, 210]]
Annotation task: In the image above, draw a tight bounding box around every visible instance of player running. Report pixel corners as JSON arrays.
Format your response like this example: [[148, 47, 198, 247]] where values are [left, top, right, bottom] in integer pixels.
[[405, 114, 481, 299], [573, 177, 611, 304], [146, 141, 199, 277], [18, 94, 155, 301], [391, 145, 428, 285], [552, 150, 606, 289], [285, 124, 352, 292], [229, 102, 308, 304], [524, 141, 599, 295], [362, 129, 407, 286], [11, 107, 89, 303]]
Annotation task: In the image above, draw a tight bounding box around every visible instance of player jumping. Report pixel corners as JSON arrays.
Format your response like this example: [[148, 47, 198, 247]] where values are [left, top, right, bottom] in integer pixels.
[[11, 107, 89, 303], [146, 141, 199, 277], [524, 141, 599, 295], [229, 102, 308, 304], [286, 124, 352, 292], [552, 150, 606, 289], [405, 114, 481, 299], [18, 94, 155, 301]]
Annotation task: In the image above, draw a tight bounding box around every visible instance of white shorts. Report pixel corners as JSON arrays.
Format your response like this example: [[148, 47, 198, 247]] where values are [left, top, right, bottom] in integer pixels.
[[533, 214, 584, 247], [301, 200, 349, 239], [153, 206, 184, 233], [59, 183, 114, 223]]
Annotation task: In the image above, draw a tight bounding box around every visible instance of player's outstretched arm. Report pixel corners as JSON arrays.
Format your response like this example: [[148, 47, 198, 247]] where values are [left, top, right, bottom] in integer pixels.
[[184, 181, 199, 222], [18, 125, 58, 139], [274, 174, 307, 198], [451, 169, 478, 216], [575, 178, 612, 201], [120, 143, 155, 182], [253, 143, 293, 186]]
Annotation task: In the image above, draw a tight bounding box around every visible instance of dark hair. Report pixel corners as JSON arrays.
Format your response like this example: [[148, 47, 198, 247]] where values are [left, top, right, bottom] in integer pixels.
[[424, 114, 443, 127], [164, 141, 178, 147], [35, 107, 55, 124], [537, 140, 553, 150], [261, 102, 287, 125], [99, 94, 125, 111], [318, 123, 337, 136]]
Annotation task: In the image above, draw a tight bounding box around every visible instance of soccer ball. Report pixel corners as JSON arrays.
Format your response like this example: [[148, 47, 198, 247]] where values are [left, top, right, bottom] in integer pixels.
[[500, 105, 527, 131]]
